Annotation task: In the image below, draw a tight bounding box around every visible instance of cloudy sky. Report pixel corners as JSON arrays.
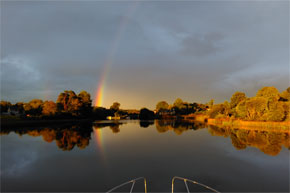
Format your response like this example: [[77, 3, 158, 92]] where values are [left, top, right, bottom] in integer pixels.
[[1, 1, 289, 109]]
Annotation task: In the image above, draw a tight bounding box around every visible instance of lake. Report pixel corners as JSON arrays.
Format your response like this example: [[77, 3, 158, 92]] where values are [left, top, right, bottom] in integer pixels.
[[1, 120, 289, 192]]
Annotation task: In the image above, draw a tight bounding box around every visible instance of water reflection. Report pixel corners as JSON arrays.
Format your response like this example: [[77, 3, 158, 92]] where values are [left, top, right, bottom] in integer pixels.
[[1, 120, 289, 156], [208, 125, 290, 156], [1, 123, 93, 151], [156, 120, 206, 134]]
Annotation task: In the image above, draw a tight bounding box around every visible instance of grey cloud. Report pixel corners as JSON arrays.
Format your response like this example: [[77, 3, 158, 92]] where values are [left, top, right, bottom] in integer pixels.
[[1, 1, 289, 108]]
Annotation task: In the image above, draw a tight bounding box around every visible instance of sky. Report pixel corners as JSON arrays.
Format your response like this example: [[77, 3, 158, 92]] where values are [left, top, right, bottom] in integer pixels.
[[1, 1, 289, 109]]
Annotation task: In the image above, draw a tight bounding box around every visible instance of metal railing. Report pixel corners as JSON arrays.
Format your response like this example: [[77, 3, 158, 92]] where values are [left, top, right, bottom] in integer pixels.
[[107, 176, 220, 193], [172, 176, 220, 193], [107, 177, 147, 193]]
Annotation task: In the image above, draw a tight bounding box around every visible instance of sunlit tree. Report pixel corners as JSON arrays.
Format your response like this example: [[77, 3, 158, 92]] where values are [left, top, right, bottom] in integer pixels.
[[245, 97, 267, 120], [42, 101, 57, 116], [280, 87, 290, 101], [24, 99, 43, 116], [230, 92, 246, 108], [156, 101, 169, 111], [256, 86, 280, 99]]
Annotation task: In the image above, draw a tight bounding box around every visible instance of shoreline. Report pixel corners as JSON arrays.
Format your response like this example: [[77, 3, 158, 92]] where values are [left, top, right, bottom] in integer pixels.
[[182, 114, 290, 132]]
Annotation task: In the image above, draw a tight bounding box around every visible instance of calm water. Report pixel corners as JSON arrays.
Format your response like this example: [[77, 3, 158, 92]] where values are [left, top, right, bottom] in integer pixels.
[[1, 120, 289, 192]]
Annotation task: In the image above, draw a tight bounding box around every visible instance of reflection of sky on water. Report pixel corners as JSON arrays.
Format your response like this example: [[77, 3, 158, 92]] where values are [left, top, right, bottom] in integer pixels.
[[1, 148, 37, 177], [1, 121, 289, 192]]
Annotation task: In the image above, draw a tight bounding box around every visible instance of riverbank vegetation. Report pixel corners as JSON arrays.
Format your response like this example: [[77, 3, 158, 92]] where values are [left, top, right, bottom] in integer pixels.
[[1, 86, 289, 124], [207, 87, 290, 122], [155, 86, 290, 123]]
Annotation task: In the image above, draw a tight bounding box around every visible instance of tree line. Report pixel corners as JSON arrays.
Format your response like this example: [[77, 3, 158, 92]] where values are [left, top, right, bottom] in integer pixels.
[[1, 90, 93, 119], [0, 90, 154, 120], [207, 86, 290, 122], [1, 86, 289, 122]]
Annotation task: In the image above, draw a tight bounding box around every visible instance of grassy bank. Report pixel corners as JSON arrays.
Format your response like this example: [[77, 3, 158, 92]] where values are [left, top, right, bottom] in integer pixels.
[[183, 114, 290, 132]]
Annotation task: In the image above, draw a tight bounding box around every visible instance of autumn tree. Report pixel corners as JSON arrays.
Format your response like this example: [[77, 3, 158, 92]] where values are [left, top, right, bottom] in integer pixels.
[[266, 101, 285, 121], [230, 92, 246, 108], [208, 99, 214, 108], [235, 100, 247, 119], [24, 99, 43, 116], [208, 104, 229, 118], [245, 97, 267, 120], [156, 101, 169, 111], [256, 86, 280, 99], [280, 87, 290, 101], [56, 91, 79, 116], [42, 101, 57, 116], [173, 98, 186, 109], [78, 91, 92, 116]]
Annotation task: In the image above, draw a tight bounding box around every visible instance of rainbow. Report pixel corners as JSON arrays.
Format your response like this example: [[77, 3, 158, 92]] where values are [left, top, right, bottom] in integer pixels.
[[94, 127, 104, 149], [93, 126, 107, 165], [94, 2, 139, 107]]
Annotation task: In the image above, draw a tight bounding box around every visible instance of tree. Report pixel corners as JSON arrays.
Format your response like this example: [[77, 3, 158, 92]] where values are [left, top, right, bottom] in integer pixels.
[[110, 102, 120, 112], [209, 99, 214, 108], [56, 90, 87, 116], [139, 108, 155, 120], [280, 87, 290, 101], [42, 101, 57, 116], [235, 100, 247, 119], [0, 101, 12, 113], [266, 101, 285, 121], [230, 92, 246, 108], [56, 90, 78, 112], [256, 86, 280, 99], [24, 99, 43, 116], [14, 102, 24, 114], [208, 104, 228, 118], [78, 91, 92, 117], [156, 101, 169, 111], [173, 98, 186, 109], [245, 97, 267, 120]]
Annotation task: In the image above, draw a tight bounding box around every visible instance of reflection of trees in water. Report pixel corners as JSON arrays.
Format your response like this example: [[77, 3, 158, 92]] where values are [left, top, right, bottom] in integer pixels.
[[93, 121, 123, 134], [155, 120, 206, 135], [208, 125, 290, 156], [1, 123, 93, 151], [139, 121, 154, 128]]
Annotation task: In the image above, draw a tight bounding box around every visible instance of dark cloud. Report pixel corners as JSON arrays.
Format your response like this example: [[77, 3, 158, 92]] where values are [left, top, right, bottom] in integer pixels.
[[1, 1, 289, 108]]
